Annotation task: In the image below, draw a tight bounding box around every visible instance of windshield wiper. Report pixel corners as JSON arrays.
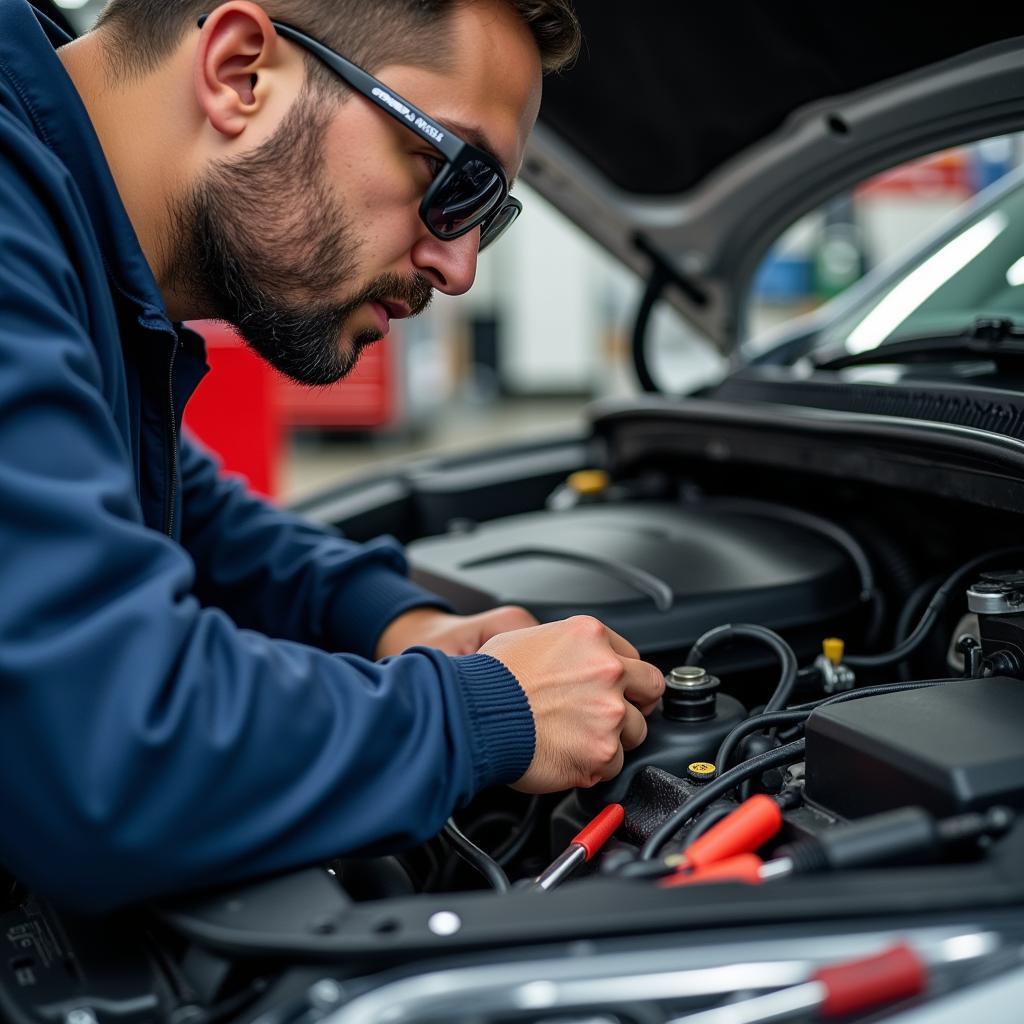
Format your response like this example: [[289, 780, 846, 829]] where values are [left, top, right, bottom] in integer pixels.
[[815, 318, 1024, 371]]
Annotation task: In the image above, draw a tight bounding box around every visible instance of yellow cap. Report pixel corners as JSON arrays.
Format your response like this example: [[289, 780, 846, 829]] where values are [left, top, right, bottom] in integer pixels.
[[567, 469, 610, 496], [687, 761, 717, 778], [823, 637, 845, 666]]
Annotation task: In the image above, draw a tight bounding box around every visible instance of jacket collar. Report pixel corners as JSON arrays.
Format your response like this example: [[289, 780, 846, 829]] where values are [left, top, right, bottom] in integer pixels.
[[0, 0, 176, 335]]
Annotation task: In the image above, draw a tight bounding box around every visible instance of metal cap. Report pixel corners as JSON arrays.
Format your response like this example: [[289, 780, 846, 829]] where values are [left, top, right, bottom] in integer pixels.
[[967, 571, 1024, 614], [663, 667, 719, 722], [667, 666, 709, 688]]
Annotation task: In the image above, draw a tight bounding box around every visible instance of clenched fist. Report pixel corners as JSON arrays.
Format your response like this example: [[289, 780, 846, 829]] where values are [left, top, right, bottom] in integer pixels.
[[480, 615, 664, 792]]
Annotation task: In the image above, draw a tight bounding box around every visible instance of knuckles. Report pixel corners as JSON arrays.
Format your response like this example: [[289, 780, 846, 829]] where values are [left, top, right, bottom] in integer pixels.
[[591, 655, 625, 688], [567, 614, 606, 640]]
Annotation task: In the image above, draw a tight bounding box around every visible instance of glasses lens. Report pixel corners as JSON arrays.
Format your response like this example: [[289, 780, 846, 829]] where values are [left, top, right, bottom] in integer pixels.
[[426, 157, 505, 238], [479, 198, 522, 251]]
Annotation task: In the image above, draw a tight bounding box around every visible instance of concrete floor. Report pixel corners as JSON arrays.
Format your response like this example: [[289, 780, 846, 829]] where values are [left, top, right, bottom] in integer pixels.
[[281, 396, 588, 501]]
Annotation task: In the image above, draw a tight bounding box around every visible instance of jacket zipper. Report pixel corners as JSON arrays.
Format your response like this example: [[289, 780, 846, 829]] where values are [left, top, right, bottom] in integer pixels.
[[164, 338, 180, 537]]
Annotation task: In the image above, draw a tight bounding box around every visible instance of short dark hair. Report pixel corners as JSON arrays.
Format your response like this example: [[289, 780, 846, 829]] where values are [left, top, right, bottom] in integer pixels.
[[95, 0, 580, 82]]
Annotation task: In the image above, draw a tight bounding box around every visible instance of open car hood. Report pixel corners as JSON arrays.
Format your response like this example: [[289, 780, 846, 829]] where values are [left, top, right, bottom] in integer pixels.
[[527, 3, 1024, 353]]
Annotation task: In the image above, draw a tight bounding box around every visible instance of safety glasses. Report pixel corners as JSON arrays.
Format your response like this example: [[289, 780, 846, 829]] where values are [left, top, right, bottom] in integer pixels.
[[198, 16, 522, 250]]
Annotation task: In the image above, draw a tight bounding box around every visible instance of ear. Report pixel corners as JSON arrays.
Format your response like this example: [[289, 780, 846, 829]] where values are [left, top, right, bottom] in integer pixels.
[[192, 2, 287, 139]]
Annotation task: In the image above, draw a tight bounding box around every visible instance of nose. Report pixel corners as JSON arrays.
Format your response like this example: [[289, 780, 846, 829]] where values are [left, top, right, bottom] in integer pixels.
[[410, 228, 480, 296]]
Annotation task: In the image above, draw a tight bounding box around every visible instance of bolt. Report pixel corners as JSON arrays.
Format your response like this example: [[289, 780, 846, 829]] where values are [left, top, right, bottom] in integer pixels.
[[428, 911, 462, 936]]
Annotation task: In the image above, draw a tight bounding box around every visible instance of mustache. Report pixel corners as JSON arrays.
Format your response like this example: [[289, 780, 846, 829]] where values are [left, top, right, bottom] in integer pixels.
[[342, 271, 434, 321]]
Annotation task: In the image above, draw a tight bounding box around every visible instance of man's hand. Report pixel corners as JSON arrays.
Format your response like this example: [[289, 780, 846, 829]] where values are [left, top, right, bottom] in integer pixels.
[[376, 605, 539, 658], [479, 616, 665, 792]]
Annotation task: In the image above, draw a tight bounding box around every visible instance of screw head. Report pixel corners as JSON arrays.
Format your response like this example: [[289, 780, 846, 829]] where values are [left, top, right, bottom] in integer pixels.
[[428, 911, 462, 936]]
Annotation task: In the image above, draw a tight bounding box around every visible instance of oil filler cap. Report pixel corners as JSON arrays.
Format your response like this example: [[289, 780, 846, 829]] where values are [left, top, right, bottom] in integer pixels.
[[686, 761, 717, 784], [663, 666, 719, 723]]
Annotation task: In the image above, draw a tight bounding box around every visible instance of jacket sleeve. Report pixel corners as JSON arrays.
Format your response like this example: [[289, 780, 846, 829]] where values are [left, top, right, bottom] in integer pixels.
[[0, 147, 535, 914], [179, 435, 449, 659]]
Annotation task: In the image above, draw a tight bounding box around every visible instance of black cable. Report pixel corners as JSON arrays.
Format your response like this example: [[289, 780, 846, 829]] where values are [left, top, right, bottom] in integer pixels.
[[640, 740, 806, 860], [493, 796, 543, 867], [863, 587, 888, 651], [805, 676, 961, 708], [895, 573, 945, 677], [895, 575, 943, 645], [678, 804, 735, 847], [442, 818, 510, 893], [687, 623, 798, 713], [632, 265, 670, 393], [845, 546, 1024, 670], [714, 709, 812, 774]]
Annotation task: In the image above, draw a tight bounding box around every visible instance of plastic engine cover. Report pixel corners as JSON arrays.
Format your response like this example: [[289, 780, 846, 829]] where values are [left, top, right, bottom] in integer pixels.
[[408, 502, 861, 654], [805, 677, 1024, 819]]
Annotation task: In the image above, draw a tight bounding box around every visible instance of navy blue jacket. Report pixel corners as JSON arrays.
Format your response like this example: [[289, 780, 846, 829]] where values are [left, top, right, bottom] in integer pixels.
[[0, 0, 534, 912]]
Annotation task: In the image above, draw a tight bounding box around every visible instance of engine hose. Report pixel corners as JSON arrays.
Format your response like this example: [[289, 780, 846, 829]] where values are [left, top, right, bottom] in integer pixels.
[[714, 709, 812, 774], [493, 796, 543, 867], [845, 546, 1024, 670], [687, 623, 798, 713], [895, 574, 945, 677], [678, 804, 736, 847], [442, 819, 510, 893], [640, 739, 806, 860]]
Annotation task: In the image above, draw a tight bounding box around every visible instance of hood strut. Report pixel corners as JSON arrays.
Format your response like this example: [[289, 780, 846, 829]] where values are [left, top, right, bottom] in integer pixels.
[[632, 235, 708, 393]]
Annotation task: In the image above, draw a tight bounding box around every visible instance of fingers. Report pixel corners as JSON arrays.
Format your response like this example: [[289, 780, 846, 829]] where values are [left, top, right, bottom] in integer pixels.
[[471, 606, 540, 649], [596, 741, 625, 784], [620, 656, 665, 711], [635, 695, 661, 716], [491, 614, 662, 793], [484, 605, 540, 632], [619, 702, 649, 751], [602, 623, 641, 661]]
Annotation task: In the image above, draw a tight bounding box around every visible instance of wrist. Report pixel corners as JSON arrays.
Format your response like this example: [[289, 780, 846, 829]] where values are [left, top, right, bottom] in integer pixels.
[[376, 606, 450, 659]]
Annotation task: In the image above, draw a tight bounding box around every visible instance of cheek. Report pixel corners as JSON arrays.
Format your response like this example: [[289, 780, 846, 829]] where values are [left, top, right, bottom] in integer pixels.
[[341, 177, 426, 271], [322, 123, 427, 263]]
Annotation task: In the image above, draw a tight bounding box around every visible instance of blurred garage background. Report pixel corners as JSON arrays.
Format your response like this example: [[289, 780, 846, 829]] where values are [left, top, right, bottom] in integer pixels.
[[53, 0, 1024, 502]]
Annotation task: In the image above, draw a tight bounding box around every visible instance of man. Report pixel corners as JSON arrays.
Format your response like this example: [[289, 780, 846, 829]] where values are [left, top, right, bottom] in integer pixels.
[[0, 0, 664, 912]]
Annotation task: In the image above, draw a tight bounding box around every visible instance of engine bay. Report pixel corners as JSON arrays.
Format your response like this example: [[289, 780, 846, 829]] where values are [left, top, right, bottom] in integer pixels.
[[5, 404, 1024, 1024]]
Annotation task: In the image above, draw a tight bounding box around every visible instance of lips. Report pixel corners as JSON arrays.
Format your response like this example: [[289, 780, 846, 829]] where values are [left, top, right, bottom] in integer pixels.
[[380, 300, 412, 320], [368, 302, 391, 335], [369, 300, 412, 336]]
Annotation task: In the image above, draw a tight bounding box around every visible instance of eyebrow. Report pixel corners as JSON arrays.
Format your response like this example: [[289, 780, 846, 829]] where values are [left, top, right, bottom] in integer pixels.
[[436, 118, 517, 189]]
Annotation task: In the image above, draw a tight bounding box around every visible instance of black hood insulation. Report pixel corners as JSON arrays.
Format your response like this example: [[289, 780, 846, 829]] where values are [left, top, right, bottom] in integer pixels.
[[541, 4, 1024, 196]]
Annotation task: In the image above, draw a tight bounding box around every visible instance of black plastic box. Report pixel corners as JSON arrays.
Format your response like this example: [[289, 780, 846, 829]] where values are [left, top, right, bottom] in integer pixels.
[[805, 677, 1024, 819]]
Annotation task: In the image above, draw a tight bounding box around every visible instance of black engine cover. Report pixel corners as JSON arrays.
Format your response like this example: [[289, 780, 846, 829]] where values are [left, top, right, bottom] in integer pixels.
[[408, 503, 861, 655]]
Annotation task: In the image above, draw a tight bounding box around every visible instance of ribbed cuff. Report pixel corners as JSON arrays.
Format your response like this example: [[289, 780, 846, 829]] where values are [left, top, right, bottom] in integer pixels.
[[450, 653, 536, 790], [325, 563, 451, 659]]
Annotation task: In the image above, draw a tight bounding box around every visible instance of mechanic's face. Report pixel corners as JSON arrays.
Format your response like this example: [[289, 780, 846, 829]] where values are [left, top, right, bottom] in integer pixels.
[[179, 1, 542, 387]]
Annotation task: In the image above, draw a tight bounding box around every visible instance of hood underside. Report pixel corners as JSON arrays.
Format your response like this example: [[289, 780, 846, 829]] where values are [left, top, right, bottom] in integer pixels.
[[529, 3, 1024, 351]]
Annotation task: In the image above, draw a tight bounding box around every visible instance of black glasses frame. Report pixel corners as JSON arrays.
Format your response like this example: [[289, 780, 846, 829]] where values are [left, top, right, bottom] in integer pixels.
[[197, 15, 522, 250]]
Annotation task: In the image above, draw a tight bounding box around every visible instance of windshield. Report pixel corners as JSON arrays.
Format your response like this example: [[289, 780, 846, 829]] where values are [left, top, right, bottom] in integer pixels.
[[815, 167, 1024, 357]]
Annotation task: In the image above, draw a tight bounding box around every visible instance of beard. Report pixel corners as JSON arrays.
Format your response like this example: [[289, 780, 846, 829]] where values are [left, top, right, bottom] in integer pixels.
[[168, 92, 433, 386]]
